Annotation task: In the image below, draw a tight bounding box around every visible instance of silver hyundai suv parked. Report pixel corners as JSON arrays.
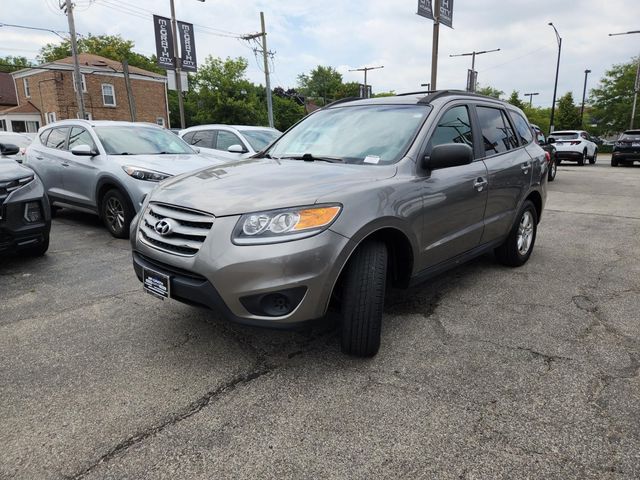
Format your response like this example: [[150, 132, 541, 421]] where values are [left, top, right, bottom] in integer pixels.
[[131, 91, 547, 357], [25, 120, 224, 238]]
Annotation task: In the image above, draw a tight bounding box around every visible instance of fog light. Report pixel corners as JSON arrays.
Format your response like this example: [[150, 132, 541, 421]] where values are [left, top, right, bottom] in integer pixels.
[[240, 287, 307, 317], [24, 201, 42, 223]]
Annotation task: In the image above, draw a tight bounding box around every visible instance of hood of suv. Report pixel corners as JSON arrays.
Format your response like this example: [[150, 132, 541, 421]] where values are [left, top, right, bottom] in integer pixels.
[[0, 157, 34, 182], [109, 152, 226, 176], [152, 157, 398, 216]]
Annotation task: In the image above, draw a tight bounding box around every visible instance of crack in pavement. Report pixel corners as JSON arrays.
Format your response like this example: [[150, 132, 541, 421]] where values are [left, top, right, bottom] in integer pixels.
[[471, 339, 573, 373], [67, 360, 273, 480]]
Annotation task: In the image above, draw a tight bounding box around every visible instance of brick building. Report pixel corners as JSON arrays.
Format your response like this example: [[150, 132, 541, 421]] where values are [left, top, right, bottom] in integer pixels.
[[4, 53, 168, 131]]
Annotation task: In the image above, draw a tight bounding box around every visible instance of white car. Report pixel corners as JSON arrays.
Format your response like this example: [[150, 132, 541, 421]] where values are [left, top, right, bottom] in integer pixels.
[[179, 125, 281, 160], [0, 132, 34, 163], [548, 130, 598, 166]]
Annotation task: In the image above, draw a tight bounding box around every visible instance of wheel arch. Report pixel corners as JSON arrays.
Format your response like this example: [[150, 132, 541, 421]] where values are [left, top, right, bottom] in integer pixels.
[[95, 175, 134, 218]]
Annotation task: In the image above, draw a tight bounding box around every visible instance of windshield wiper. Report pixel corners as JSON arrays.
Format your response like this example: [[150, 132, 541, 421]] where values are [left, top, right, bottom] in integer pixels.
[[281, 153, 344, 163]]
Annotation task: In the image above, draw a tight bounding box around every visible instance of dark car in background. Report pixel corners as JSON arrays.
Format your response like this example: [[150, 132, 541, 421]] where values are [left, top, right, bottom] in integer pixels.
[[612, 130, 640, 167], [532, 124, 558, 181], [0, 143, 51, 256]]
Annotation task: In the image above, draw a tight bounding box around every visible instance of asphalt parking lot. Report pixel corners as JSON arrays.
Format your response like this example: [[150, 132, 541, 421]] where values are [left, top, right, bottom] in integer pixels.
[[1, 155, 639, 479]]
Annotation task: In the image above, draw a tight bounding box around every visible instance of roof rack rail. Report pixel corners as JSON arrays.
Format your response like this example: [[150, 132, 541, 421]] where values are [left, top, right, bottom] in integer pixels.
[[322, 96, 362, 108], [417, 89, 496, 105], [396, 90, 437, 96]]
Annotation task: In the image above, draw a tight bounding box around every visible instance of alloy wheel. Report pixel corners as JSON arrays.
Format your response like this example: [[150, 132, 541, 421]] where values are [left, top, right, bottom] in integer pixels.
[[105, 197, 125, 233], [517, 211, 534, 256]]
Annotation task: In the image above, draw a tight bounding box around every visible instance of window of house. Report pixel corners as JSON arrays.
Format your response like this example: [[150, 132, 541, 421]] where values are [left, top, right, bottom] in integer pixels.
[[101, 84, 116, 106], [46, 112, 57, 124], [26, 121, 40, 133], [477, 107, 517, 156], [427, 105, 474, 152], [0, 119, 6, 131], [215, 130, 243, 151], [23, 78, 31, 97], [156, 117, 165, 127], [72, 72, 87, 92]]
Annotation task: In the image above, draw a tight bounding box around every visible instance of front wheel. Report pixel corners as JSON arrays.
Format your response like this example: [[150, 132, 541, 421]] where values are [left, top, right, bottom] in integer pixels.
[[611, 156, 619, 167], [101, 189, 133, 239], [24, 235, 49, 257], [340, 240, 388, 357], [548, 159, 557, 181], [495, 200, 538, 267], [589, 149, 597, 164]]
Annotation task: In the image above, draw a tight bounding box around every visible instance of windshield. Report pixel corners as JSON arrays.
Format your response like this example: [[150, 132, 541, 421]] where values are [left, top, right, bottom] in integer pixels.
[[94, 126, 195, 155], [268, 104, 430, 165], [240, 129, 280, 151], [620, 132, 640, 141], [549, 132, 579, 140], [0, 134, 32, 148]]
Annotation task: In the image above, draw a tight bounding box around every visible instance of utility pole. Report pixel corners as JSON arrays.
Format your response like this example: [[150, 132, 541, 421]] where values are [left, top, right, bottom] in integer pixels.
[[449, 48, 500, 92], [122, 59, 137, 122], [349, 65, 384, 98], [609, 30, 640, 129], [524, 92, 539, 107], [63, 0, 85, 119], [580, 69, 591, 125], [548, 22, 562, 135], [242, 13, 274, 128], [169, 0, 185, 129], [430, 0, 441, 90]]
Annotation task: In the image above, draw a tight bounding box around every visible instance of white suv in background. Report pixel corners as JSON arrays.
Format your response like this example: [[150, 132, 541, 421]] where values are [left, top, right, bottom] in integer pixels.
[[179, 125, 281, 160], [548, 130, 598, 166]]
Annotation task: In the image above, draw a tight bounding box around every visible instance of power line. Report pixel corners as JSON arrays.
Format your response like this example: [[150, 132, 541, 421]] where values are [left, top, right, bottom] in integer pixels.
[[0, 22, 70, 40]]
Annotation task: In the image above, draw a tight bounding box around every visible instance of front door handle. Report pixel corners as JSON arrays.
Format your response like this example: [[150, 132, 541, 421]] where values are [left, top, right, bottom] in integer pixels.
[[35, 156, 44, 160], [61, 162, 70, 167], [473, 178, 488, 192]]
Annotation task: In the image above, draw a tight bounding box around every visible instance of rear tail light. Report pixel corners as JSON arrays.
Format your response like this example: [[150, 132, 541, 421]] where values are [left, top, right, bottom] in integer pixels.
[[545, 152, 551, 163]]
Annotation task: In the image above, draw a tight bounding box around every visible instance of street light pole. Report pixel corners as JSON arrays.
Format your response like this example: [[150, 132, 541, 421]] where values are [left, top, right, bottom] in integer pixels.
[[169, 0, 185, 129], [449, 48, 501, 92], [580, 69, 591, 125], [348, 65, 384, 98], [548, 22, 562, 135], [524, 92, 539, 107], [64, 0, 86, 120], [609, 30, 640, 129]]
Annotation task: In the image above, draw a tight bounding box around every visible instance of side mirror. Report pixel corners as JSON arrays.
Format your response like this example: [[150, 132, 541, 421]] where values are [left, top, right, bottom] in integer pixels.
[[423, 143, 473, 171], [547, 137, 556, 144], [192, 147, 201, 154], [0, 143, 20, 156], [227, 144, 247, 154], [71, 144, 97, 156]]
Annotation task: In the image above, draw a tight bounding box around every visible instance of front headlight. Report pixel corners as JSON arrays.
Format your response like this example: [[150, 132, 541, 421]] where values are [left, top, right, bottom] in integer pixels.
[[122, 166, 171, 182], [233, 204, 342, 245]]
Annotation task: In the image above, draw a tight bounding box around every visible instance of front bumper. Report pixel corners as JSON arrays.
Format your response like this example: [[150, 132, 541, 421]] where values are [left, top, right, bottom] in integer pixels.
[[131, 215, 353, 328], [0, 179, 51, 254]]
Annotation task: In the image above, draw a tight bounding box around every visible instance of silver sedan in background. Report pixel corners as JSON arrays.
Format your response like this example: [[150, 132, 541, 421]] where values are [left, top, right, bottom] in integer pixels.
[[179, 124, 281, 160]]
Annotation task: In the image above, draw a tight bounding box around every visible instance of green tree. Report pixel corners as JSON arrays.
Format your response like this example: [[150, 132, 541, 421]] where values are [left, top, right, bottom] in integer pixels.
[[297, 66, 344, 105], [0, 55, 34, 73], [522, 105, 551, 135], [589, 57, 639, 135], [272, 94, 305, 131], [373, 90, 396, 97], [476, 84, 504, 99], [38, 34, 162, 73], [555, 92, 581, 130], [507, 90, 526, 110]]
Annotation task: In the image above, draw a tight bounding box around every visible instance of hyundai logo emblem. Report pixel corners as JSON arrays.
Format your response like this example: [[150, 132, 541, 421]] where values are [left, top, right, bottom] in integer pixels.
[[154, 219, 173, 236]]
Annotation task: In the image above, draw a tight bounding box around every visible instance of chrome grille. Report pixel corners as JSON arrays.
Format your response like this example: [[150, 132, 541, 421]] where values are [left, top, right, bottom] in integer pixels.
[[139, 202, 214, 256], [0, 176, 33, 205]]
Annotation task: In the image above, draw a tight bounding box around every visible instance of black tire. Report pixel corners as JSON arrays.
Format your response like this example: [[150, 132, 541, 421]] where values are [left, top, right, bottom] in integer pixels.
[[611, 157, 619, 167], [24, 235, 49, 257], [556, 158, 562, 166], [101, 189, 133, 239], [548, 159, 557, 181], [578, 150, 586, 166], [50, 205, 61, 218], [495, 200, 538, 267], [340, 240, 388, 357], [589, 149, 597, 164]]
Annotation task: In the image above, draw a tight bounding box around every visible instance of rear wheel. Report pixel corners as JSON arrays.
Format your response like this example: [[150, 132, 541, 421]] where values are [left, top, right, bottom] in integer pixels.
[[589, 149, 597, 164], [340, 240, 388, 357], [548, 158, 557, 181], [578, 150, 586, 166], [495, 200, 538, 267], [101, 189, 133, 239], [611, 156, 619, 167]]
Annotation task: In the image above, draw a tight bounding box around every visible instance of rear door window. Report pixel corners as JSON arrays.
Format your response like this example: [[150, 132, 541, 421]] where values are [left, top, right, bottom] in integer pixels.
[[477, 106, 515, 156], [46, 127, 69, 150], [510, 112, 534, 145], [39, 129, 52, 146], [190, 130, 216, 149]]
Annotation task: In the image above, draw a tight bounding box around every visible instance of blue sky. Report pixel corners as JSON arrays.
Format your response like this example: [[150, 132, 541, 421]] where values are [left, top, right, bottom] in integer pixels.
[[2, 0, 639, 107]]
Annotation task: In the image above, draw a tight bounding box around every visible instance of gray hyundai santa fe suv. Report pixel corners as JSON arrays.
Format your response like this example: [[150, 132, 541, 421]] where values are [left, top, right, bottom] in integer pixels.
[[131, 91, 547, 357]]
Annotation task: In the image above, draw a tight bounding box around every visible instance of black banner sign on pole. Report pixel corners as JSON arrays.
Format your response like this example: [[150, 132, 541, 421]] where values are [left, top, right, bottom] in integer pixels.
[[177, 21, 198, 72], [153, 15, 175, 70], [417, 0, 453, 28]]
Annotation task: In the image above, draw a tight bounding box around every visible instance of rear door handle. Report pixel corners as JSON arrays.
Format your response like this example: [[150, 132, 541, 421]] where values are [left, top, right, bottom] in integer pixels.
[[521, 162, 530, 173], [61, 163, 70, 167], [35, 156, 44, 160], [473, 178, 488, 192]]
